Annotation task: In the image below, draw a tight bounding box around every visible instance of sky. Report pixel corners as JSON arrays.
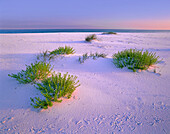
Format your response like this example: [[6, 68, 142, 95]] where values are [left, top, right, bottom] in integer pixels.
[[0, 0, 170, 30]]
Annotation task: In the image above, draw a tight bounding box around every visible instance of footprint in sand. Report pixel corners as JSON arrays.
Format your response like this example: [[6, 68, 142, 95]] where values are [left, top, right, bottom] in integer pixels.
[[135, 97, 142, 101], [1, 116, 14, 124], [83, 119, 90, 125], [152, 101, 167, 110], [127, 105, 136, 110]]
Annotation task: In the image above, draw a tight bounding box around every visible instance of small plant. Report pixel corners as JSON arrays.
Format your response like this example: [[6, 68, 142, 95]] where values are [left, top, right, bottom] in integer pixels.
[[102, 32, 117, 35], [30, 72, 80, 109], [37, 50, 49, 62], [79, 52, 107, 63], [8, 61, 53, 84], [50, 46, 75, 55], [49, 46, 75, 60], [30, 97, 53, 109], [37, 46, 75, 61], [94, 52, 107, 58], [113, 49, 160, 72], [85, 34, 97, 42]]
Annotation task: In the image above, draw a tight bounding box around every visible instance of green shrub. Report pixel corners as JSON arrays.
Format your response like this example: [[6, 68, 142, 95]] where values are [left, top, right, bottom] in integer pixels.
[[113, 49, 160, 72], [102, 32, 117, 35], [30, 72, 80, 109], [85, 34, 97, 42], [79, 52, 107, 63], [8, 61, 53, 84]]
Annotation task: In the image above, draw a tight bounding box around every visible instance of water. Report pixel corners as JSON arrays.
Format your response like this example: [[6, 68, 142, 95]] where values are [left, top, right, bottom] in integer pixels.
[[0, 29, 170, 34]]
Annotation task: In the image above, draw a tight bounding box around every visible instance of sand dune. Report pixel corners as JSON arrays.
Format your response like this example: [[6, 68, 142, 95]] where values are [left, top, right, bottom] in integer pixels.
[[0, 33, 170, 133]]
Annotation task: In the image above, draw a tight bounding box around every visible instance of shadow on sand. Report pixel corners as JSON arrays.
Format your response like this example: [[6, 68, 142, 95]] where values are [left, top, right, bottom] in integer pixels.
[[37, 40, 87, 44]]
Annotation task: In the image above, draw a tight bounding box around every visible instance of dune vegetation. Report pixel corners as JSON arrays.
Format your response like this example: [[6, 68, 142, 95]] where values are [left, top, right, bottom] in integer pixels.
[[85, 34, 97, 42], [102, 32, 117, 35], [8, 46, 80, 109], [113, 49, 160, 72], [8, 61, 53, 84], [31, 72, 80, 109], [79, 52, 107, 63], [8, 45, 161, 110], [37, 46, 75, 61]]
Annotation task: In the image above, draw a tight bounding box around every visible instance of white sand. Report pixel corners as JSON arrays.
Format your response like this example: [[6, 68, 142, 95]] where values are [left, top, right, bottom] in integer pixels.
[[0, 32, 170, 133]]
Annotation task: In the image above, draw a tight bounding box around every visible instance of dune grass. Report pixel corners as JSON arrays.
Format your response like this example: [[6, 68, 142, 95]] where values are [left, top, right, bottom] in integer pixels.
[[49, 46, 75, 60], [85, 34, 97, 42], [8, 61, 53, 84], [37, 46, 75, 61], [113, 49, 160, 72], [8, 45, 79, 109], [50, 46, 75, 55], [102, 32, 117, 35], [79, 52, 107, 63], [30, 72, 80, 109], [37, 50, 49, 62]]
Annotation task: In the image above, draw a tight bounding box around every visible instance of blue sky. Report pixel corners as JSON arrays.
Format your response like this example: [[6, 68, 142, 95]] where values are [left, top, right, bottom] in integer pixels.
[[0, 0, 170, 29]]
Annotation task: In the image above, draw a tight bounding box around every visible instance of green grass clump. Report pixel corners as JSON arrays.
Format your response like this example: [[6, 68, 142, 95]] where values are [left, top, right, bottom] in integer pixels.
[[30, 72, 80, 109], [30, 97, 53, 109], [50, 46, 75, 55], [37, 46, 75, 61], [113, 49, 160, 72], [8, 61, 53, 84], [79, 52, 107, 63], [85, 34, 97, 42], [102, 32, 117, 35]]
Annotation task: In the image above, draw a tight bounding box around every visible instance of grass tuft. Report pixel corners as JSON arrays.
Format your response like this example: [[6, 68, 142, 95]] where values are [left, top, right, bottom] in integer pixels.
[[50, 46, 75, 55], [102, 32, 117, 35], [30, 72, 80, 109], [8, 61, 53, 84], [79, 52, 107, 63], [112, 49, 160, 72], [85, 34, 97, 42], [37, 46, 75, 61], [37, 50, 49, 62]]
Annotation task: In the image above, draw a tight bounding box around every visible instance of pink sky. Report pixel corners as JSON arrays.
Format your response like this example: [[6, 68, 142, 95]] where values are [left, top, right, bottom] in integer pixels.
[[123, 20, 170, 30], [99, 19, 170, 30], [0, 0, 170, 30]]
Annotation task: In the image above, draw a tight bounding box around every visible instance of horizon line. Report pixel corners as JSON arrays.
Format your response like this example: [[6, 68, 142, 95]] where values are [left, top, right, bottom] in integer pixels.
[[0, 28, 170, 30]]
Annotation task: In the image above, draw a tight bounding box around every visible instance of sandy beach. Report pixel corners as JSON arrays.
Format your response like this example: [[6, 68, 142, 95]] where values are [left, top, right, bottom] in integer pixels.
[[0, 32, 170, 133]]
